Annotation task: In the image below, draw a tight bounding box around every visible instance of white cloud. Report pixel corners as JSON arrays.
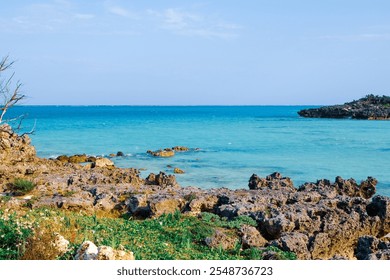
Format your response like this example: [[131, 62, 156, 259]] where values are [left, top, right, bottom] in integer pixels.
[[148, 8, 240, 39], [108, 6, 135, 18]]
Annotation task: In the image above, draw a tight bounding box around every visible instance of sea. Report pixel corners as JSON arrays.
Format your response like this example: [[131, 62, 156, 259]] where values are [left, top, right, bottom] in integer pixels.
[[7, 106, 390, 196]]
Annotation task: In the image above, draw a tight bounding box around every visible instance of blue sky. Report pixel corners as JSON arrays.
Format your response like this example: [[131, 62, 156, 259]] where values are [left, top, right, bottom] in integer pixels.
[[1, 0, 390, 105]]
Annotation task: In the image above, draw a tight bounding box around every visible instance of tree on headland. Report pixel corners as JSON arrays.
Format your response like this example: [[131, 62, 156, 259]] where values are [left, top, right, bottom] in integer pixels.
[[0, 55, 34, 133]]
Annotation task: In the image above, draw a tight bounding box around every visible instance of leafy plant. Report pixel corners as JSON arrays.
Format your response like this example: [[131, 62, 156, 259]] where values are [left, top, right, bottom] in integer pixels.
[[11, 178, 35, 196], [0, 211, 33, 259]]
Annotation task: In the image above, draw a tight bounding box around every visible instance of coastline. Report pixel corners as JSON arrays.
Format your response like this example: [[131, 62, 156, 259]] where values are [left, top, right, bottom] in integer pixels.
[[1, 123, 390, 260]]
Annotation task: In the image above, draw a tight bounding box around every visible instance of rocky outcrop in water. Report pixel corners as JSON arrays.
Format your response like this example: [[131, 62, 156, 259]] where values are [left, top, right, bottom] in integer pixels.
[[298, 95, 390, 119]]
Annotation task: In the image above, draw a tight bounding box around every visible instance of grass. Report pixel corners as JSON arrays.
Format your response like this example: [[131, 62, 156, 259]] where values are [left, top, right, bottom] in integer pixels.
[[11, 178, 35, 196], [0, 207, 296, 260], [0, 210, 34, 259]]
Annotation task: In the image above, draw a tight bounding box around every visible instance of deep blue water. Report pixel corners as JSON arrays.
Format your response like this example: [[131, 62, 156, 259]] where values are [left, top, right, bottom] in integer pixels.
[[7, 106, 390, 196]]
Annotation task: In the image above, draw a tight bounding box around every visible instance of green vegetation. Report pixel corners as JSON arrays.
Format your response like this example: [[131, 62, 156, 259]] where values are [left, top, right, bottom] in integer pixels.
[[0, 207, 296, 260], [11, 178, 35, 196], [0, 210, 34, 259]]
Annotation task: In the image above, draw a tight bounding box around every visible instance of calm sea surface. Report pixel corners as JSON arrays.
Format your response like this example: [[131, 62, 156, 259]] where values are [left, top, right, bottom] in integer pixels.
[[8, 106, 390, 196]]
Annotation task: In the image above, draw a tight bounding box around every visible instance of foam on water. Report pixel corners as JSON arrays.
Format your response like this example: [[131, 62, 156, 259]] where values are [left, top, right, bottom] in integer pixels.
[[8, 105, 390, 196]]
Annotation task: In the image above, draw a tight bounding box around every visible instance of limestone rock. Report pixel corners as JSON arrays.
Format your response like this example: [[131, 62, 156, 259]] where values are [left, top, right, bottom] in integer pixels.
[[52, 233, 69, 256], [205, 230, 239, 250], [239, 225, 267, 248], [74, 241, 98, 260], [271, 232, 310, 260], [74, 241, 135, 260], [146, 172, 177, 188], [92, 158, 114, 168], [248, 172, 295, 191]]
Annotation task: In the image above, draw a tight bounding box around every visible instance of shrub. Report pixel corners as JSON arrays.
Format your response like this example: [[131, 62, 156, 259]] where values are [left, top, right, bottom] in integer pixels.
[[11, 178, 35, 196]]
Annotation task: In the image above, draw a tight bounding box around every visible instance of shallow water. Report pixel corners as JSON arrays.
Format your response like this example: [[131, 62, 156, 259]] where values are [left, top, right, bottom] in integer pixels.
[[8, 106, 390, 196]]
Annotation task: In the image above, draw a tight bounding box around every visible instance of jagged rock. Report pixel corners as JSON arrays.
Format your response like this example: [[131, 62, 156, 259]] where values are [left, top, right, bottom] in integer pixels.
[[205, 229, 239, 250], [298, 95, 390, 119], [310, 233, 332, 259], [147, 148, 175, 157], [263, 214, 296, 239], [126, 194, 150, 217], [0, 124, 36, 163], [248, 172, 295, 191], [148, 194, 185, 217], [146, 172, 177, 188], [239, 225, 267, 248], [188, 194, 219, 214], [270, 232, 310, 260], [355, 236, 390, 260]]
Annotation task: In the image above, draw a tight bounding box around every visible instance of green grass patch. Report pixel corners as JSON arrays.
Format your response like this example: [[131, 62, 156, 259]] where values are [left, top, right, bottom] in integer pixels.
[[0, 208, 296, 260], [0, 210, 34, 260], [11, 178, 35, 196]]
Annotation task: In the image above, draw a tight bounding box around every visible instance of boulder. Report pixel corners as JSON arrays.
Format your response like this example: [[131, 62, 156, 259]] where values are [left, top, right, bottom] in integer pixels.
[[239, 225, 267, 248], [270, 232, 311, 260], [74, 241, 98, 260], [92, 158, 114, 168]]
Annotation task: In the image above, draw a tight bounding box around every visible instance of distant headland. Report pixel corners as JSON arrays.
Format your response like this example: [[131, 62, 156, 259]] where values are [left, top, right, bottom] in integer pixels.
[[298, 95, 390, 120]]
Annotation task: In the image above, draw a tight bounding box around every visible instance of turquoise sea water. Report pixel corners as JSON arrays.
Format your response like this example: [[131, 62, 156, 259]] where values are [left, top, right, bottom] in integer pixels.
[[8, 106, 390, 196]]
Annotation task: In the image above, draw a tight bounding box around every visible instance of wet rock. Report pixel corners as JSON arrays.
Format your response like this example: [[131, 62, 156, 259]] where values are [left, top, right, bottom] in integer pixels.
[[172, 146, 190, 152], [68, 154, 88, 164], [147, 148, 175, 157], [173, 168, 185, 174], [116, 151, 125, 157]]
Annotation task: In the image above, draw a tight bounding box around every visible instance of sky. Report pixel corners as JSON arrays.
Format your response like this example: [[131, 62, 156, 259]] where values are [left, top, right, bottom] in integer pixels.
[[1, 0, 390, 105]]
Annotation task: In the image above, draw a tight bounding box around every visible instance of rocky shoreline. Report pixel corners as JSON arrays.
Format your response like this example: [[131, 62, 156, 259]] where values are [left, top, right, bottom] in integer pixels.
[[1, 123, 390, 260], [298, 94, 390, 119]]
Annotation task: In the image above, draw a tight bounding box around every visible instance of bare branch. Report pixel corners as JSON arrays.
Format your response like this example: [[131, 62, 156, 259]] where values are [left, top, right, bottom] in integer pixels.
[[0, 55, 28, 127]]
